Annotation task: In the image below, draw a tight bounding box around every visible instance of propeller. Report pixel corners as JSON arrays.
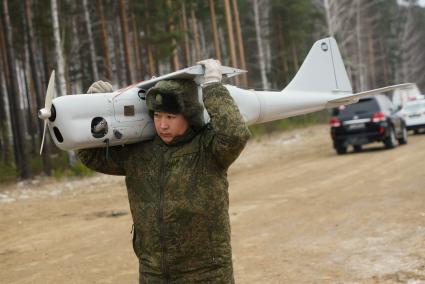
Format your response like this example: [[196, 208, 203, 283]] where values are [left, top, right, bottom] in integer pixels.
[[38, 70, 55, 155]]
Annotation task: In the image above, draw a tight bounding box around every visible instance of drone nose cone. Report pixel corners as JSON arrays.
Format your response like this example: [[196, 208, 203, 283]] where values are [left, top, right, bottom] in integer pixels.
[[38, 108, 51, 119]]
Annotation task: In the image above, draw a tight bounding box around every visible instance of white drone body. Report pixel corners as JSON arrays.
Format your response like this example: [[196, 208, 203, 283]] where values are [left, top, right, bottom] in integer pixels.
[[38, 37, 411, 152]]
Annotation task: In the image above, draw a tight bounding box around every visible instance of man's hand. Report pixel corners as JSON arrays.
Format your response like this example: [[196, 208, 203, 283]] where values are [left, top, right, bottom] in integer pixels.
[[87, 80, 113, 94], [197, 59, 222, 85]]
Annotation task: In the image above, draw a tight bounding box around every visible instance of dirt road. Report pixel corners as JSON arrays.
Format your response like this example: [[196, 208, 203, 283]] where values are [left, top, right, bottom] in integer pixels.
[[1, 125, 425, 283]]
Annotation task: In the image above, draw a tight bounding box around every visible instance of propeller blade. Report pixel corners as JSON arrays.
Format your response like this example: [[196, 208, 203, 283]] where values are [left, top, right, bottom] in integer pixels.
[[45, 70, 55, 110], [39, 70, 55, 155], [40, 120, 47, 155]]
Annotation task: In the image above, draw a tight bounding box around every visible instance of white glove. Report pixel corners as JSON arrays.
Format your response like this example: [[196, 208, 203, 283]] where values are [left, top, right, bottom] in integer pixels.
[[197, 59, 222, 85], [87, 80, 113, 93]]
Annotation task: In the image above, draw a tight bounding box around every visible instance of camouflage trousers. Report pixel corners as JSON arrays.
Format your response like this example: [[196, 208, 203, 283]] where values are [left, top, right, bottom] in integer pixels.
[[138, 262, 235, 284]]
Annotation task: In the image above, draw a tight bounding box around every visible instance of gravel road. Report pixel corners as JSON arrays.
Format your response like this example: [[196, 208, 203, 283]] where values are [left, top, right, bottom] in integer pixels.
[[1, 125, 424, 283]]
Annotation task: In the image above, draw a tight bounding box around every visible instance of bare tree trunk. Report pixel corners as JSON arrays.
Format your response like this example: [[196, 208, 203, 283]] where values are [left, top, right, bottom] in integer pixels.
[[356, 0, 366, 91], [218, 27, 228, 65], [131, 14, 144, 80], [24, 0, 52, 174], [181, 1, 191, 66], [96, 0, 112, 81], [2, 0, 30, 179], [119, 0, 133, 85], [277, 16, 289, 84], [167, 0, 179, 71], [51, 0, 67, 97], [253, 0, 269, 89], [323, 0, 334, 36], [22, 54, 37, 155], [232, 0, 247, 86], [223, 0, 238, 70], [398, 4, 425, 90], [209, 0, 222, 61], [41, 43, 51, 89], [24, 0, 42, 106], [82, 0, 99, 82], [51, 0, 75, 166], [0, 43, 10, 164], [0, 89, 10, 163], [142, 0, 156, 76], [190, 7, 201, 62], [291, 42, 299, 72], [70, 11, 83, 94], [367, 28, 376, 89], [379, 38, 389, 86], [146, 37, 156, 76], [111, 14, 125, 85], [198, 21, 207, 59]]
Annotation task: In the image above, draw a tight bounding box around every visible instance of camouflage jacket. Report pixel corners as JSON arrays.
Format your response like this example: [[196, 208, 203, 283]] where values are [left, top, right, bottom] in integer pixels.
[[78, 83, 251, 283]]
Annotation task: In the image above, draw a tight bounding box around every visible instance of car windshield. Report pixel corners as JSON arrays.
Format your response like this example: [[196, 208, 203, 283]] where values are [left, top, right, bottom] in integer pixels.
[[404, 102, 425, 112], [333, 98, 378, 117]]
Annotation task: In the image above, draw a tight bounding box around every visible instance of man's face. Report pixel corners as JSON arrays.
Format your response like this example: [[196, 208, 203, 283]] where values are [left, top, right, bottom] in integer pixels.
[[153, 112, 189, 144]]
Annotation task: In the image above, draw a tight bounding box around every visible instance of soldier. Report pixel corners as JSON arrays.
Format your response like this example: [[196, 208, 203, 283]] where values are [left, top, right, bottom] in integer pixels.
[[78, 59, 251, 283]]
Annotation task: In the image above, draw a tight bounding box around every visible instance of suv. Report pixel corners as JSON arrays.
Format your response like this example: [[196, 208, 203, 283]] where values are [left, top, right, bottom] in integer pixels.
[[397, 99, 425, 134], [330, 95, 408, 154]]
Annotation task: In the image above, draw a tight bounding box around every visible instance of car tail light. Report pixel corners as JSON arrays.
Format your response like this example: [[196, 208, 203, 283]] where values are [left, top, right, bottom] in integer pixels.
[[379, 126, 385, 134], [372, 112, 386, 123], [329, 117, 341, 127]]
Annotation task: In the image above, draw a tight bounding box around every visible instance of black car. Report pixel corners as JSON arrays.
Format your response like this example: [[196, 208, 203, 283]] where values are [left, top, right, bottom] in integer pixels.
[[330, 95, 408, 154]]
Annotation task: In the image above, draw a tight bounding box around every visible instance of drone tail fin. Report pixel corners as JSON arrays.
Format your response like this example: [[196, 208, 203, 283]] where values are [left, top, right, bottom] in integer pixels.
[[283, 37, 352, 95]]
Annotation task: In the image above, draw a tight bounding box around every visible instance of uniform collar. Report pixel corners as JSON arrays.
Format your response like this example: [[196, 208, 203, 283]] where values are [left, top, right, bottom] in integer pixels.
[[154, 127, 197, 148]]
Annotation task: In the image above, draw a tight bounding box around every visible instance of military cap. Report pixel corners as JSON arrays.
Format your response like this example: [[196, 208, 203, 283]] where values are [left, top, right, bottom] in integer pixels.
[[146, 79, 204, 130]]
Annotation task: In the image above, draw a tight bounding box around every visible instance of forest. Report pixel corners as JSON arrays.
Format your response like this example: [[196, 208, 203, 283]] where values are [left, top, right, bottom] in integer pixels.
[[1, 0, 425, 181]]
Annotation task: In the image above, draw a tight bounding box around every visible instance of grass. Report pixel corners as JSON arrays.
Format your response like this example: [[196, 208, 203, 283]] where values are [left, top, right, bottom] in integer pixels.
[[249, 110, 330, 138], [0, 163, 17, 184], [0, 150, 94, 184]]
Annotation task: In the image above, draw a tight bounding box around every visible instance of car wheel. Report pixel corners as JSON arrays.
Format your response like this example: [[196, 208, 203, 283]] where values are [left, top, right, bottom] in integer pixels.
[[398, 127, 408, 145], [384, 127, 397, 149], [335, 145, 347, 155], [353, 145, 362, 152]]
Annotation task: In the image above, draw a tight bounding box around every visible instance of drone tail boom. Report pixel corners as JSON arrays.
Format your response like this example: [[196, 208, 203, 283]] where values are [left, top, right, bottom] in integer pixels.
[[227, 37, 355, 125]]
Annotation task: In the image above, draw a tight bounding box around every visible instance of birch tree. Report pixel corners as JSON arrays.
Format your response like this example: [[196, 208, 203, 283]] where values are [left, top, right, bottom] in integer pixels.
[[70, 2, 83, 94], [83, 0, 99, 82], [253, 0, 270, 89], [223, 0, 238, 67], [96, 0, 112, 81], [24, 0, 51, 175], [2, 0, 30, 179], [51, 0, 76, 166], [399, 4, 425, 90], [190, 6, 202, 63], [50, 0, 66, 97], [232, 0, 248, 86], [209, 0, 222, 61], [0, 43, 10, 164], [181, 1, 191, 66], [119, 0, 133, 84]]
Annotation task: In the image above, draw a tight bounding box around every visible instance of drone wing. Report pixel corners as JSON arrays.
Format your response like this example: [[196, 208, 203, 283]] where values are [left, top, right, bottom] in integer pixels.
[[326, 83, 414, 107], [116, 65, 246, 93]]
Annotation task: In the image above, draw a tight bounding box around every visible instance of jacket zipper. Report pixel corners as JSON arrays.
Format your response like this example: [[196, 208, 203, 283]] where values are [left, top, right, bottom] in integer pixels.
[[159, 149, 170, 281]]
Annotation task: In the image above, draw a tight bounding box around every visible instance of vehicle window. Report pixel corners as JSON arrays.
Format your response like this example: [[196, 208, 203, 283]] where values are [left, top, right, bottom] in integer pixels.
[[334, 98, 379, 117], [380, 96, 394, 111], [404, 103, 425, 112]]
